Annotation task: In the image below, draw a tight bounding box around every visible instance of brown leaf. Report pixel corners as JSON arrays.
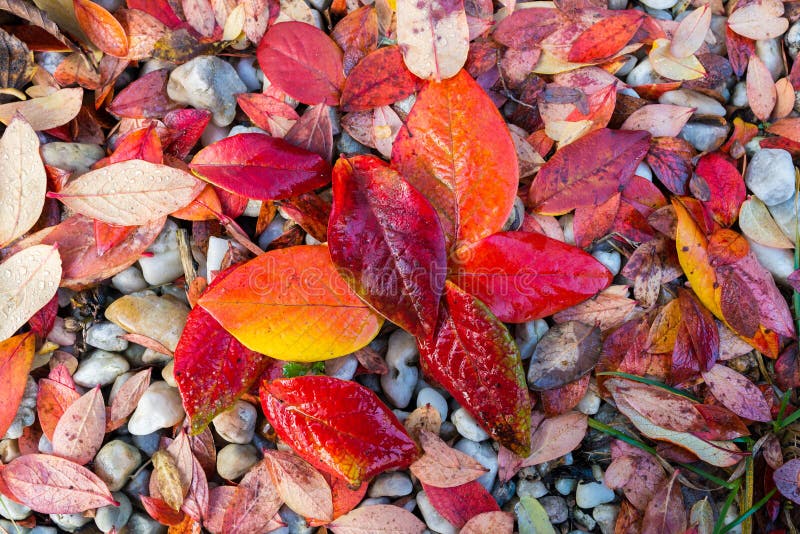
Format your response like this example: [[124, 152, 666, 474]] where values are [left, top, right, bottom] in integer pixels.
[[404, 404, 443, 444], [52, 386, 106, 465], [527, 321, 601, 390], [701, 363, 772, 422], [410, 430, 488, 488], [152, 449, 185, 511], [642, 471, 687, 534], [107, 368, 151, 431]]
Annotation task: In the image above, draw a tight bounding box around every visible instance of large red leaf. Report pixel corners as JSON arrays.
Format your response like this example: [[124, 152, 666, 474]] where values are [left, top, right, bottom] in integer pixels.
[[568, 11, 644, 63], [256, 21, 345, 106], [418, 282, 531, 455], [421, 480, 500, 528], [0, 454, 116, 513], [328, 155, 446, 337], [260, 375, 419, 485], [189, 133, 331, 201], [530, 128, 651, 215], [0, 333, 35, 439], [451, 232, 612, 323], [340, 46, 420, 111], [694, 152, 746, 227], [174, 305, 273, 433], [391, 69, 518, 250]]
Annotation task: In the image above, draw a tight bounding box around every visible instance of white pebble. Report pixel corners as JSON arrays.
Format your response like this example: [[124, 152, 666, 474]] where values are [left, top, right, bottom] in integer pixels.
[[112, 266, 148, 294], [213, 400, 257, 444], [380, 330, 419, 409], [73, 350, 130, 388], [127, 382, 185, 435], [206, 236, 231, 282], [93, 440, 142, 491], [454, 438, 498, 490], [746, 239, 794, 283], [515, 319, 549, 360], [367, 472, 413, 498], [593, 504, 620, 534], [591, 249, 621, 277], [217, 443, 260, 480], [86, 322, 129, 352], [576, 482, 616, 509], [416, 388, 448, 421], [417, 492, 457, 534], [452, 407, 489, 442], [325, 354, 358, 381], [745, 149, 796, 206], [577, 388, 602, 415]]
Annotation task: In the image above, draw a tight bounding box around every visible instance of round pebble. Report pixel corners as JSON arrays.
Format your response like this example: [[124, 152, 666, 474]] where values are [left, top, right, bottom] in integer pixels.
[[127, 382, 185, 435], [213, 400, 257, 444], [452, 407, 489, 442], [745, 149, 796, 206], [576, 481, 616, 509], [73, 350, 130, 388], [95, 493, 132, 533], [94, 440, 142, 491], [417, 491, 457, 534], [367, 472, 413, 498], [416, 387, 448, 421], [217, 443, 260, 480], [380, 330, 419, 409], [86, 322, 129, 352]]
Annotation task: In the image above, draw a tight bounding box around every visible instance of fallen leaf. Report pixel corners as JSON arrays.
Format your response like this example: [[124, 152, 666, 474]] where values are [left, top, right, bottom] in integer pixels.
[[774, 458, 800, 504], [107, 368, 151, 431], [642, 471, 687, 534], [728, 2, 788, 40], [461, 511, 514, 534], [221, 460, 282, 533], [396, 0, 469, 80], [422, 480, 500, 528], [410, 430, 488, 487], [747, 54, 776, 122], [328, 504, 425, 534], [340, 46, 419, 111], [0, 87, 82, 130], [52, 386, 106, 465], [517, 496, 556, 534], [0, 333, 35, 438], [527, 321, 601, 390], [669, 5, 710, 58], [649, 38, 706, 81], [73, 0, 129, 56], [701, 363, 772, 422], [620, 104, 694, 138], [263, 450, 333, 522], [568, 11, 644, 63]]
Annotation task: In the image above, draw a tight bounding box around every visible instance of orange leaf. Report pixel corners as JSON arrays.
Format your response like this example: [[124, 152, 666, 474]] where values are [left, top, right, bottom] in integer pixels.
[[73, 0, 130, 57], [0, 333, 35, 438]]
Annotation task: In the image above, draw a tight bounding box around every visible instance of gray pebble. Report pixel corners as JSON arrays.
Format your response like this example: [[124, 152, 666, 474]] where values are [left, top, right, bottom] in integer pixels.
[[73, 350, 130, 387], [368, 472, 413, 498], [0, 494, 30, 520], [416, 388, 448, 421], [217, 443, 260, 480], [167, 56, 247, 127], [381, 330, 419, 409], [94, 440, 142, 491], [452, 407, 489, 442], [112, 266, 149, 294], [541, 495, 569, 524], [49, 513, 92, 532], [417, 491, 457, 534], [86, 322, 129, 352], [127, 512, 168, 534], [95, 492, 132, 533], [745, 149, 796, 206], [213, 400, 257, 444], [3, 377, 36, 439]]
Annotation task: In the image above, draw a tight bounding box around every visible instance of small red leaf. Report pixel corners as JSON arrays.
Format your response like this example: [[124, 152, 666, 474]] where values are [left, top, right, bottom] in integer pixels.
[[340, 46, 419, 111], [52, 386, 106, 465], [422, 480, 500, 528]]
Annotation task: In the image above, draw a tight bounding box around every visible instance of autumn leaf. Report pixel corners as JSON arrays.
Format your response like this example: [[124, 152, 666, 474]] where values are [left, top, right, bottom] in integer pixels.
[[340, 46, 420, 111], [642, 471, 687, 534], [461, 511, 514, 534], [396, 0, 469, 80], [328, 155, 446, 337], [261, 375, 418, 485], [527, 321, 601, 390], [221, 460, 282, 533], [421, 480, 500, 528], [107, 368, 150, 431], [391, 69, 518, 250], [410, 430, 488, 487], [418, 282, 531, 455], [73, 0, 129, 57], [701, 364, 772, 422], [727, 1, 788, 40], [669, 5, 710, 58], [328, 504, 425, 534], [51, 386, 106, 465], [199, 245, 383, 361], [263, 450, 333, 522], [746, 54, 777, 122], [568, 11, 644, 63], [0, 333, 35, 439]]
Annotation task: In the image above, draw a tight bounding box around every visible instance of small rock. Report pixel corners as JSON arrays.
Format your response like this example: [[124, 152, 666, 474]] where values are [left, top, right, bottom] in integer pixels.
[[325, 354, 358, 381], [46, 317, 75, 346], [452, 407, 489, 442], [417, 491, 458, 534], [167, 56, 247, 127], [105, 294, 189, 352], [746, 239, 794, 283], [38, 433, 53, 454], [217, 443, 260, 480], [454, 438, 498, 490], [502, 197, 525, 231], [634, 161, 652, 181], [731, 82, 748, 107], [3, 377, 36, 439], [577, 388, 602, 415], [138, 220, 184, 286], [745, 149, 796, 206], [30, 527, 58, 534], [517, 478, 548, 499], [555, 477, 578, 495], [201, 122, 230, 146], [0, 494, 30, 520], [541, 495, 569, 524], [591, 249, 621, 277], [258, 214, 287, 249], [593, 504, 620, 534], [768, 195, 799, 243], [236, 56, 262, 91], [574, 508, 597, 531], [40, 142, 104, 175], [416, 388, 448, 421], [787, 21, 800, 59], [127, 512, 168, 534], [50, 513, 92, 532], [205, 236, 231, 282], [86, 322, 129, 352], [380, 330, 419, 409], [95, 492, 132, 533], [0, 439, 20, 463], [616, 56, 637, 76], [128, 382, 185, 435], [627, 59, 664, 86], [162, 359, 177, 387], [660, 89, 725, 116], [368, 472, 413, 498], [279, 505, 313, 534], [94, 440, 142, 491], [73, 350, 130, 387], [757, 38, 784, 80], [680, 122, 729, 152], [576, 481, 616, 509], [124, 467, 152, 499], [515, 319, 549, 360], [492, 479, 516, 508], [112, 266, 149, 294], [131, 432, 161, 457], [561, 213, 575, 245], [359, 497, 391, 507], [213, 400, 257, 444]]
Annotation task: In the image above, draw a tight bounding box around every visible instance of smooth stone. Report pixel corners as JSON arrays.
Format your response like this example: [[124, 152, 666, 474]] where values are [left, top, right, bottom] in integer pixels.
[[768, 195, 799, 243], [627, 59, 663, 86], [555, 477, 578, 495], [325, 354, 358, 381], [167, 56, 247, 126], [746, 239, 794, 283], [258, 215, 287, 249], [138, 220, 183, 286], [731, 82, 748, 107], [515, 319, 549, 360], [502, 196, 525, 232], [278, 505, 313, 534], [0, 439, 20, 463], [112, 266, 149, 294], [106, 294, 189, 352], [128, 382, 185, 435], [40, 142, 104, 175], [757, 38, 784, 80], [615, 56, 637, 77], [127, 512, 168, 534], [634, 161, 652, 181], [50, 513, 92, 532], [86, 322, 129, 352], [217, 443, 260, 480], [517, 478, 548, 499], [3, 377, 36, 439], [74, 350, 130, 387], [0, 494, 30, 520], [46, 317, 75, 346], [30, 528, 57, 534], [659, 89, 725, 116], [679, 122, 728, 152], [380, 330, 419, 409], [201, 122, 230, 146], [162, 359, 177, 387], [236, 56, 262, 91], [95, 492, 132, 533], [541, 495, 569, 524], [206, 236, 231, 281], [608, 0, 627, 9], [38, 433, 53, 454], [337, 131, 371, 156], [109, 371, 134, 404], [229, 125, 268, 136], [454, 438, 498, 490], [452, 407, 489, 442], [788, 21, 800, 59], [639, 0, 678, 10], [131, 432, 161, 457], [416, 388, 448, 421], [644, 7, 671, 19], [593, 504, 620, 534], [213, 400, 257, 444], [417, 491, 458, 534], [575, 508, 597, 531], [124, 467, 151, 499], [576, 482, 616, 509], [591, 249, 621, 276], [367, 472, 413, 498], [745, 149, 795, 206], [359, 497, 391, 507], [244, 199, 263, 217], [492, 479, 516, 508], [140, 59, 174, 77], [94, 440, 142, 491], [38, 52, 64, 75], [577, 389, 602, 415]]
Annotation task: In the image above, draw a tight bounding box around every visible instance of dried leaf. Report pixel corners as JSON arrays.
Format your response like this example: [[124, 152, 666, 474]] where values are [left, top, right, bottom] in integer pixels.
[[0, 87, 82, 130], [410, 430, 488, 487], [328, 504, 425, 534], [73, 0, 129, 57], [396, 0, 469, 80], [701, 363, 772, 422], [669, 5, 710, 58], [263, 450, 333, 522], [221, 460, 282, 533], [52, 386, 105, 465], [746, 54, 776, 122], [527, 321, 601, 390]]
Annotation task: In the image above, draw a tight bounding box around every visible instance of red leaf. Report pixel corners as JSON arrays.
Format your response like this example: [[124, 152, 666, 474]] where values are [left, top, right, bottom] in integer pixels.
[[37, 375, 80, 441], [142, 495, 186, 526], [236, 93, 300, 135], [1, 454, 116, 513], [174, 305, 272, 433], [677, 287, 719, 373], [28, 294, 58, 338], [641, 470, 687, 534], [189, 133, 331, 201], [285, 104, 334, 162], [725, 25, 754, 77], [257, 21, 345, 106], [0, 333, 35, 439], [107, 368, 151, 431], [52, 386, 106, 465], [221, 460, 281, 534], [694, 152, 746, 227], [107, 69, 178, 119], [568, 11, 644, 63], [422, 480, 500, 528], [73, 0, 129, 57], [163, 108, 212, 159], [774, 458, 800, 504], [701, 363, 772, 422], [263, 450, 333, 522], [530, 128, 651, 215], [340, 46, 420, 111], [260, 375, 419, 485], [418, 282, 531, 455], [127, 0, 183, 27], [328, 504, 425, 533], [646, 136, 695, 195], [106, 124, 163, 165], [451, 232, 612, 323], [328, 155, 446, 337]]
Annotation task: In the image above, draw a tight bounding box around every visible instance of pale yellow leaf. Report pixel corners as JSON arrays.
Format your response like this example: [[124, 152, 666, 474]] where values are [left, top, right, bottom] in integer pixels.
[[222, 3, 245, 40], [650, 39, 705, 81], [0, 116, 46, 247], [397, 0, 470, 80], [0, 244, 62, 342], [620, 104, 694, 138], [0, 87, 82, 130], [53, 160, 204, 226], [739, 197, 793, 249], [728, 3, 788, 40], [670, 5, 711, 58]]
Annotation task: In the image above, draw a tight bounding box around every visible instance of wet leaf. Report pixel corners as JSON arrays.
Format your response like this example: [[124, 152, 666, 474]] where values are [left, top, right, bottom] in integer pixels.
[[199, 245, 383, 361], [649, 38, 706, 81], [527, 321, 601, 390], [396, 0, 469, 80], [0, 87, 82, 130], [641, 471, 687, 534], [568, 11, 644, 63], [261, 375, 418, 485], [221, 460, 282, 533], [701, 363, 772, 422], [0, 333, 35, 438], [522, 412, 587, 467], [263, 450, 333, 522], [410, 430, 488, 487], [52, 386, 105, 465], [422, 480, 500, 528], [328, 155, 446, 337], [620, 104, 694, 138], [73, 0, 129, 57], [774, 458, 800, 504], [728, 2, 788, 40], [328, 504, 425, 534], [391, 69, 518, 250], [0, 454, 116, 513]]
